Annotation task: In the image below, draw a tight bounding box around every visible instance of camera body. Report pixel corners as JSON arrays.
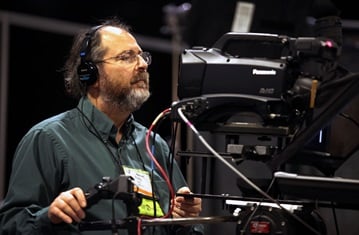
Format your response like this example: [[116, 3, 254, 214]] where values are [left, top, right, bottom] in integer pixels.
[[178, 32, 339, 101], [174, 32, 340, 141]]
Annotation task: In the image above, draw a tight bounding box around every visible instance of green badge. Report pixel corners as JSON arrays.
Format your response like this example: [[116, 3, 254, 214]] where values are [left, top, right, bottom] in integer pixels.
[[138, 198, 164, 217]]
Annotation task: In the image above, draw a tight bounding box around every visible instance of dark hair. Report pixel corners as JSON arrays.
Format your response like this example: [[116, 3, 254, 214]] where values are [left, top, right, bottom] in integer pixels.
[[63, 17, 131, 99]]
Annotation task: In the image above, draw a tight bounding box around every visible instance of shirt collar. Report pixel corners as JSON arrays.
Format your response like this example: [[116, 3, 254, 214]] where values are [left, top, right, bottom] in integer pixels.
[[78, 97, 135, 141]]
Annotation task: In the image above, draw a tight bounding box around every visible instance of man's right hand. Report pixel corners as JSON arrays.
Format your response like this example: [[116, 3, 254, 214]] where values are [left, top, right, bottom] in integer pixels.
[[48, 187, 87, 224]]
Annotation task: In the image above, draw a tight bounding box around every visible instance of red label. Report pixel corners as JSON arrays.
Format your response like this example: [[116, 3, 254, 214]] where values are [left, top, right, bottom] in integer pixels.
[[250, 221, 270, 233]]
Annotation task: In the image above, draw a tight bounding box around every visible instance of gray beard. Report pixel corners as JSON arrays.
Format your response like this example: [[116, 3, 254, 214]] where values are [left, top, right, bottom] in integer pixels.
[[103, 88, 150, 112], [118, 88, 150, 112]]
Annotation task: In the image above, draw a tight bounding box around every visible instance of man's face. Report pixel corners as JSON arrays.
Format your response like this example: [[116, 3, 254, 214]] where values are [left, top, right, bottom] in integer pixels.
[[96, 26, 150, 111]]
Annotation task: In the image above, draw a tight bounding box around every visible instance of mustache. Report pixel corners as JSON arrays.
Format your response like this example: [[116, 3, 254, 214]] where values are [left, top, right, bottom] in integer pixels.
[[131, 72, 149, 84]]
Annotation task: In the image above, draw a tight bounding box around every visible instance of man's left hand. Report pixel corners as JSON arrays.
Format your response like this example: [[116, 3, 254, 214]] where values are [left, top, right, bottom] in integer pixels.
[[171, 187, 202, 218]]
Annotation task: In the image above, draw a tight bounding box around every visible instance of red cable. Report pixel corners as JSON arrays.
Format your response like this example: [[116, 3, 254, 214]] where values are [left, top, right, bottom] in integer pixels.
[[145, 107, 175, 218]]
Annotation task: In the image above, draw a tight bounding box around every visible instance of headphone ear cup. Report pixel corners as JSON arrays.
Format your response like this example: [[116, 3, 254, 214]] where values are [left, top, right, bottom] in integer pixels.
[[77, 60, 98, 85]]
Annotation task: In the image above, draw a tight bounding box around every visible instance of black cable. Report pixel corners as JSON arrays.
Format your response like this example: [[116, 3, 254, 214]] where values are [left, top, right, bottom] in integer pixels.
[[168, 119, 179, 185], [130, 133, 156, 235], [339, 112, 359, 128], [148, 112, 175, 218], [76, 99, 125, 175], [111, 192, 120, 235], [130, 134, 147, 171], [330, 202, 340, 235], [76, 99, 126, 234], [168, 116, 180, 218], [132, 111, 171, 234], [148, 122, 160, 222]]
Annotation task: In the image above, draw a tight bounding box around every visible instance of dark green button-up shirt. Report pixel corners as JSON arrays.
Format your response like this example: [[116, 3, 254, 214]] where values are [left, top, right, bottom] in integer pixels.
[[0, 97, 202, 234]]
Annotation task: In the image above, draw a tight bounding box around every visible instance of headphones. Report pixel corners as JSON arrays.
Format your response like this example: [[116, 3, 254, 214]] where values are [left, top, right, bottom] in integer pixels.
[[77, 26, 102, 85]]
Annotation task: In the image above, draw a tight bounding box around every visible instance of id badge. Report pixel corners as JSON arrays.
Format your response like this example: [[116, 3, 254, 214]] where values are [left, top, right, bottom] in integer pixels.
[[123, 166, 164, 217]]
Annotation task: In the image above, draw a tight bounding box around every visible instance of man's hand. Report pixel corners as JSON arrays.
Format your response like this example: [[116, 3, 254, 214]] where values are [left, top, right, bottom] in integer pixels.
[[172, 187, 202, 218], [48, 187, 87, 224]]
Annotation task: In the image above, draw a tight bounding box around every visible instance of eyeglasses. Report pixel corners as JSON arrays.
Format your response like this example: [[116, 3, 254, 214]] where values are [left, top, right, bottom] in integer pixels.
[[95, 50, 152, 65]]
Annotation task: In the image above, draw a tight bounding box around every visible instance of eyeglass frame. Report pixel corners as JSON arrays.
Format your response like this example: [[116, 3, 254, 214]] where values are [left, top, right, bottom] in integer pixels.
[[94, 50, 152, 65]]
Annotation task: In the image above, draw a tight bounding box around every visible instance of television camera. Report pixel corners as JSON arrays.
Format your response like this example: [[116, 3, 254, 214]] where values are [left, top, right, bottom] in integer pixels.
[[171, 31, 351, 166], [171, 27, 359, 234]]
